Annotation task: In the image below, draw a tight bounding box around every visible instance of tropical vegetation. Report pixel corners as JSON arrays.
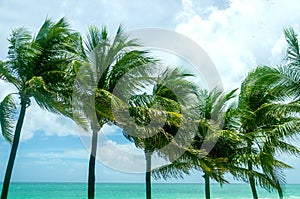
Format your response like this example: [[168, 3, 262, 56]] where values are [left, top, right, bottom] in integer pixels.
[[121, 67, 197, 199], [1, 18, 300, 199], [0, 18, 81, 199], [73, 25, 154, 199]]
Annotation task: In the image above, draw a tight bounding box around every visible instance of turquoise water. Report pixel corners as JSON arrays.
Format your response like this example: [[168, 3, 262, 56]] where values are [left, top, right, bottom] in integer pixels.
[[3, 183, 300, 199]]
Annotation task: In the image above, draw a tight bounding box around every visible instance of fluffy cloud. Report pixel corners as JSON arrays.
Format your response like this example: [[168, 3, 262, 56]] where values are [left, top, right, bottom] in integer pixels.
[[21, 104, 77, 140], [176, 0, 300, 90], [79, 134, 169, 174], [0, 0, 183, 59]]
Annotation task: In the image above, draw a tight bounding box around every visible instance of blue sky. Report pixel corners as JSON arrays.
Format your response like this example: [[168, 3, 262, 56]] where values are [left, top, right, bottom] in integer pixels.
[[1, 0, 300, 184]]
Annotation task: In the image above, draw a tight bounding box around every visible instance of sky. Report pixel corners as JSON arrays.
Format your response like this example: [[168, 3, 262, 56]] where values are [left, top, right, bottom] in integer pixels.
[[1, 0, 300, 184]]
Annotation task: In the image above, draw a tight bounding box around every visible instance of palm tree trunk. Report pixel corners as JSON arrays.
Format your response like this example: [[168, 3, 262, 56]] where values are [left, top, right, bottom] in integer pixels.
[[203, 173, 211, 199], [248, 165, 258, 199], [1, 100, 27, 199], [88, 129, 98, 199], [145, 151, 152, 199], [247, 141, 258, 199]]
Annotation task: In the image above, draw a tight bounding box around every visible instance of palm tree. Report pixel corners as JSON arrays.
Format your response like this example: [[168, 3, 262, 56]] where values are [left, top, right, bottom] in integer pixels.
[[73, 25, 155, 199], [232, 66, 300, 199], [152, 88, 238, 199], [120, 67, 197, 199], [195, 88, 237, 199], [0, 18, 81, 199], [230, 28, 300, 198], [227, 28, 300, 199]]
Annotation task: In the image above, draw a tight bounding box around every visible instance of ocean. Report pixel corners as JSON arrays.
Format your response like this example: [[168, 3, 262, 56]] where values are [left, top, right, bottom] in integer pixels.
[[3, 183, 300, 199]]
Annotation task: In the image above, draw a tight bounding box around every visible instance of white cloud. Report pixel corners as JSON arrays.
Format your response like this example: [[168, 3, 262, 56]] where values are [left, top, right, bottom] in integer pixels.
[[0, 0, 183, 60], [19, 101, 78, 141], [271, 36, 287, 65], [92, 138, 169, 174], [97, 140, 145, 173], [0, 81, 16, 101], [176, 0, 300, 90]]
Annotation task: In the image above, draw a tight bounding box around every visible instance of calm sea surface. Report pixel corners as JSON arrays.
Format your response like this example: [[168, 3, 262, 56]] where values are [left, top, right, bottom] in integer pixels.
[[3, 183, 300, 199]]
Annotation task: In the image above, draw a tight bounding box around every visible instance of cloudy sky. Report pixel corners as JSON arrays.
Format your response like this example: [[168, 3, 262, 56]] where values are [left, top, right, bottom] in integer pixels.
[[1, 0, 300, 184]]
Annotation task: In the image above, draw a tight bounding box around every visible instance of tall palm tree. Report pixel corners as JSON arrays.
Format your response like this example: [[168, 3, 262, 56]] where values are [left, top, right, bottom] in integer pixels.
[[120, 67, 197, 199], [232, 66, 300, 199], [152, 88, 238, 199], [0, 18, 81, 199], [73, 25, 155, 199], [225, 28, 300, 199]]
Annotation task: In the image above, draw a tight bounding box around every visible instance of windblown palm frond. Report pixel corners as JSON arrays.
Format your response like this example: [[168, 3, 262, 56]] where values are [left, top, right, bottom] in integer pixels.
[[0, 62, 20, 89], [152, 161, 193, 180], [153, 68, 198, 106], [0, 94, 17, 144], [284, 28, 300, 66]]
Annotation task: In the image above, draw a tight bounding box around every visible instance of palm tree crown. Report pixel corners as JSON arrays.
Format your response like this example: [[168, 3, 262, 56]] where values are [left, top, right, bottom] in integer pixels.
[[0, 18, 81, 199]]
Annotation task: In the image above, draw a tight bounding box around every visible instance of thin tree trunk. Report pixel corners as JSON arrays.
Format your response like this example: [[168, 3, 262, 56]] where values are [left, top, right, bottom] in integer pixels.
[[145, 151, 152, 199], [203, 173, 211, 199], [247, 140, 258, 199], [88, 129, 98, 199], [248, 164, 258, 199], [1, 100, 27, 199]]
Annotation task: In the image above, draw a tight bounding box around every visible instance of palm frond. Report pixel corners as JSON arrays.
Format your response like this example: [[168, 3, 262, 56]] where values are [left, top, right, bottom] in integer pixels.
[[154, 68, 198, 106], [284, 28, 300, 66], [7, 27, 40, 84], [108, 50, 156, 95], [85, 26, 106, 53], [26, 76, 70, 117], [0, 94, 18, 144], [152, 161, 192, 180], [211, 88, 237, 120], [0, 61, 20, 89], [229, 165, 281, 192]]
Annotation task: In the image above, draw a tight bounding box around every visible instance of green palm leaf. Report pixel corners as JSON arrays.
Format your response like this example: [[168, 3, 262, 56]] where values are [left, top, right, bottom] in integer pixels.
[[284, 28, 300, 66], [0, 94, 17, 144]]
